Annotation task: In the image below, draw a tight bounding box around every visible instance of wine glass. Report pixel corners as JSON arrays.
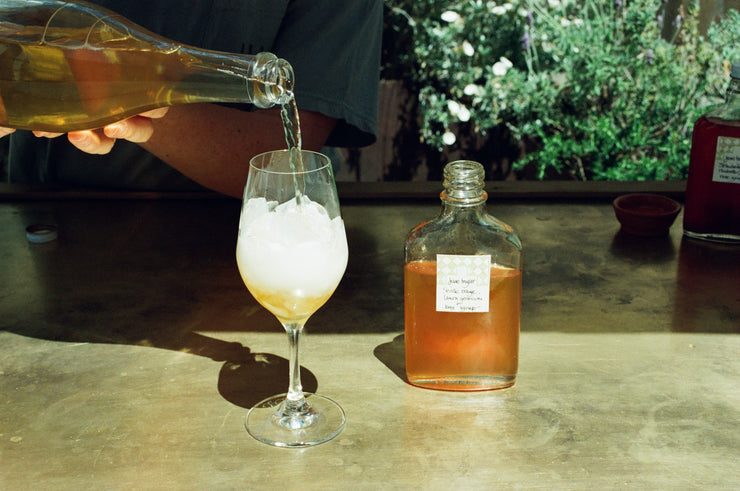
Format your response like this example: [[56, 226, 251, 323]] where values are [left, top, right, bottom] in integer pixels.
[[236, 149, 348, 447]]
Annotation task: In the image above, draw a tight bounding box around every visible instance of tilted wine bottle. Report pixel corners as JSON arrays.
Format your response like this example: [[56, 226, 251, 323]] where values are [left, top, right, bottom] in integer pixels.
[[0, 0, 294, 132]]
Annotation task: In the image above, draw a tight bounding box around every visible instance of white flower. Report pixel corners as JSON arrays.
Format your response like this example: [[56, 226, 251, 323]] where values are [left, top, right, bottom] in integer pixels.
[[487, 1, 513, 14], [457, 106, 471, 122], [462, 41, 475, 57], [548, 0, 561, 7], [441, 11, 461, 23], [443, 131, 457, 146], [492, 56, 513, 76], [448, 100, 471, 122], [464, 84, 485, 97]]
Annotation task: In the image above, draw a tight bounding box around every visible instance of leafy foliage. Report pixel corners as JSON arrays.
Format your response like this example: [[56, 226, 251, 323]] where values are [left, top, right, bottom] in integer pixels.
[[383, 0, 740, 180]]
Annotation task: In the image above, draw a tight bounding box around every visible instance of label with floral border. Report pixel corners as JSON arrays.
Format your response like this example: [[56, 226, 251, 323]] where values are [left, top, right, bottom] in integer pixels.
[[436, 254, 491, 313], [713, 136, 740, 184]]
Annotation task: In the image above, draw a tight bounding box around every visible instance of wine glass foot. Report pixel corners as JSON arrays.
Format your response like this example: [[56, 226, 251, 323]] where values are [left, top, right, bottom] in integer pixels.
[[245, 393, 345, 448]]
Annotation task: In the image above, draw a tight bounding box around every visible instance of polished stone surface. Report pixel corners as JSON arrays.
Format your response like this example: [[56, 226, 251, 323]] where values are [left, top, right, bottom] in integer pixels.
[[1, 192, 738, 489]]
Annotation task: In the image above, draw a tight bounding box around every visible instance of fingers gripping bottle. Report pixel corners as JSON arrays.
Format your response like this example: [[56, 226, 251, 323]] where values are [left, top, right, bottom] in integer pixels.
[[404, 161, 523, 391], [0, 0, 294, 132]]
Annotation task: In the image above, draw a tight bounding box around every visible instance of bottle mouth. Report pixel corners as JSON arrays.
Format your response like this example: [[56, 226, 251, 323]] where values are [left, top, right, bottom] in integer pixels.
[[253, 52, 295, 107], [443, 160, 486, 202]]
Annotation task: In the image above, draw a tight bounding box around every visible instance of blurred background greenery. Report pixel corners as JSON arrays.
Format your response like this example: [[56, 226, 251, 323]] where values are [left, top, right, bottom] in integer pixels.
[[376, 0, 740, 182], [2, 1, 738, 184]]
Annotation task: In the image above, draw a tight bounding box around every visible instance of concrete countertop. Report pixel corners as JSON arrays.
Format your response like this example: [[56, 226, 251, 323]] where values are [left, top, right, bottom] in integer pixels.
[[1, 191, 737, 489]]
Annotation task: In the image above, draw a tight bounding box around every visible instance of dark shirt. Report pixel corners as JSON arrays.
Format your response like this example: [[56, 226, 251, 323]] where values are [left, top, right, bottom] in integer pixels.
[[7, 0, 382, 190]]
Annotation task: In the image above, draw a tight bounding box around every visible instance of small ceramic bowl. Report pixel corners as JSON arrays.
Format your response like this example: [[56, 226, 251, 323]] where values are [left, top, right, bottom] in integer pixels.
[[613, 193, 681, 237]]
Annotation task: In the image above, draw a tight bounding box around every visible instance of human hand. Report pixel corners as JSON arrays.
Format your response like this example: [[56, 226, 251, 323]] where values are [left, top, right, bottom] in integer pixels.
[[32, 107, 170, 154]]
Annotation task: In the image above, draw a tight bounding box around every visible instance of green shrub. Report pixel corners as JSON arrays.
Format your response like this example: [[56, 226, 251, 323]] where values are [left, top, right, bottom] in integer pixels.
[[384, 0, 740, 181]]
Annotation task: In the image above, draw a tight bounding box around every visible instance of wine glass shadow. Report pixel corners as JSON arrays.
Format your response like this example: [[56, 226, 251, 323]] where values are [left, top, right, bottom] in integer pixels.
[[374, 334, 407, 383], [1, 199, 317, 409], [216, 344, 317, 409]]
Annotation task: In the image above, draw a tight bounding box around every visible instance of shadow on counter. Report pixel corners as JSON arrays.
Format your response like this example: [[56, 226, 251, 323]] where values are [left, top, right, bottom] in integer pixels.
[[374, 334, 406, 383], [609, 229, 677, 264], [1, 199, 319, 409]]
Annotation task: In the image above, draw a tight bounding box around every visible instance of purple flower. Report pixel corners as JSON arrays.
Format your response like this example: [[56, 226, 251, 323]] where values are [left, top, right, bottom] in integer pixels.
[[521, 32, 531, 51], [614, 0, 623, 9], [656, 14, 663, 29], [526, 10, 534, 27], [645, 49, 655, 65]]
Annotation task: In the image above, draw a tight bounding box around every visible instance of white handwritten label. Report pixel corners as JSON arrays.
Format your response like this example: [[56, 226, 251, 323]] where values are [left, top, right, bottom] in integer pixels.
[[713, 136, 740, 184], [436, 254, 491, 313]]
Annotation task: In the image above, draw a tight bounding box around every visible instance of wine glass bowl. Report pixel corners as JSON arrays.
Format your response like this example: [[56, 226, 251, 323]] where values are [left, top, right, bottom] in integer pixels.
[[236, 149, 348, 447]]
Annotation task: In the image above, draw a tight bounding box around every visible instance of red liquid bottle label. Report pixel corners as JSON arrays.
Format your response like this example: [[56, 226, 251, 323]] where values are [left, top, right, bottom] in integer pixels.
[[712, 136, 740, 184]]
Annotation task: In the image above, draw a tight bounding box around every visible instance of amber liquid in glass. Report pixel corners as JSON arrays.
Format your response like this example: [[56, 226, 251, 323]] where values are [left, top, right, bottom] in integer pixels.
[[683, 115, 740, 240], [245, 284, 335, 325], [404, 260, 521, 391]]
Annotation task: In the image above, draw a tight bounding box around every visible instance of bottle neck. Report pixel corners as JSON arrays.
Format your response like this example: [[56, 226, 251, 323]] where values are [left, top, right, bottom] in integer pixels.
[[441, 191, 488, 210], [249, 52, 295, 108], [712, 77, 740, 121], [440, 160, 488, 212], [178, 48, 294, 108]]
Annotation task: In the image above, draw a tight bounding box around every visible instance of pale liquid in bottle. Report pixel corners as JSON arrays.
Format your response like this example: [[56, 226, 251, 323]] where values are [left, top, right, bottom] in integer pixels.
[[0, 30, 280, 132]]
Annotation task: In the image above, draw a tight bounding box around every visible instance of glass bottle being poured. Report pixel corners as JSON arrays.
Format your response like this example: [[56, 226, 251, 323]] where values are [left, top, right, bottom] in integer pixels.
[[0, 0, 295, 132]]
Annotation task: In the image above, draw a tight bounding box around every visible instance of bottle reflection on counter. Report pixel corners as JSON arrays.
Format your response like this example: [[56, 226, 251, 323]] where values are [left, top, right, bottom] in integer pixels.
[[673, 237, 740, 333]]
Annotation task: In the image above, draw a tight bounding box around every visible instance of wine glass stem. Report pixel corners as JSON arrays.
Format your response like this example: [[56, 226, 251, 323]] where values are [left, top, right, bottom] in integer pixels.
[[284, 323, 307, 410]]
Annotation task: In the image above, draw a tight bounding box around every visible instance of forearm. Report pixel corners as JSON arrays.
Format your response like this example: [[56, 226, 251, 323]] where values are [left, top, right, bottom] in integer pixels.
[[6, 102, 337, 196], [140, 103, 336, 198]]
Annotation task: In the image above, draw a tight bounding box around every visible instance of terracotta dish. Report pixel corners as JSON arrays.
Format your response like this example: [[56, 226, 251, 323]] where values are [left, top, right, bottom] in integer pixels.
[[613, 193, 681, 237]]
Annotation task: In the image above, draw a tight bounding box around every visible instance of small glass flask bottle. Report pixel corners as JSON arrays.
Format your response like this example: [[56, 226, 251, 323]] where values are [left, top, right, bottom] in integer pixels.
[[404, 161, 523, 391], [683, 62, 740, 243], [0, 0, 294, 132]]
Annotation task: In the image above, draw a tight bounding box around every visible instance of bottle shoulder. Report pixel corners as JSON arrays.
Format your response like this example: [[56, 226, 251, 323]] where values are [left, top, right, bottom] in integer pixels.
[[408, 207, 518, 235], [705, 82, 740, 123], [404, 209, 522, 267], [700, 112, 740, 129]]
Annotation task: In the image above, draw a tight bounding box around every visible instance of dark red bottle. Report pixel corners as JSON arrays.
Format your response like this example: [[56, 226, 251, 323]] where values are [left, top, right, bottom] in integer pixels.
[[683, 62, 740, 243]]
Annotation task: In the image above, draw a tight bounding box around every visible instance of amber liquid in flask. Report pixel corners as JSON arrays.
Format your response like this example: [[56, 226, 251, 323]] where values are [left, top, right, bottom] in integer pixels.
[[404, 161, 523, 391], [0, 0, 294, 132]]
